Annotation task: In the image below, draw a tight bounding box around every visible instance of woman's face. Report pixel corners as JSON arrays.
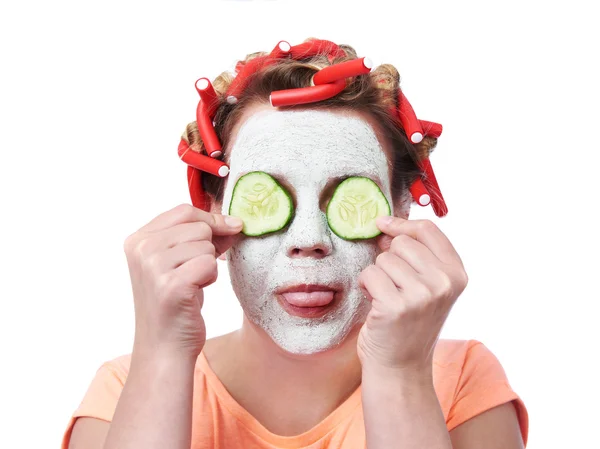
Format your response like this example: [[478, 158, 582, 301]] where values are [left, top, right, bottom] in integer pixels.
[[221, 104, 403, 355]]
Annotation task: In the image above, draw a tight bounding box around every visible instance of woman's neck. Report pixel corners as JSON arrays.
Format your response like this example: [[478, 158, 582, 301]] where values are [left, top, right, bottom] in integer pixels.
[[203, 317, 363, 436]]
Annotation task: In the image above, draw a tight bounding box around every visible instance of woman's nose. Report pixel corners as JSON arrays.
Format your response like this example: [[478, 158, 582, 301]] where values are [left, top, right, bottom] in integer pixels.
[[288, 241, 331, 259], [284, 201, 333, 259]]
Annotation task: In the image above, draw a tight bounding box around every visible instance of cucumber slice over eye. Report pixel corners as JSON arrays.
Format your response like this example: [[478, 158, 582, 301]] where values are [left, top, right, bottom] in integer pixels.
[[327, 177, 391, 240], [229, 171, 293, 236]]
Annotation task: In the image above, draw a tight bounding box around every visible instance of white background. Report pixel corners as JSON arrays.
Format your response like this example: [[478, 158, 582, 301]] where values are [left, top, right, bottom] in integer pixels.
[[1, 0, 598, 447]]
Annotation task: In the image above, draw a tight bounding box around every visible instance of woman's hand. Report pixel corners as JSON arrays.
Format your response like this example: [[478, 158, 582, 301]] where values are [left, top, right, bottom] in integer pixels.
[[123, 203, 243, 360], [357, 216, 468, 377]]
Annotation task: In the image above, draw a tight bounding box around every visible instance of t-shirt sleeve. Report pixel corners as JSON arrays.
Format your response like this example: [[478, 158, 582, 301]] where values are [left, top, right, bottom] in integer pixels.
[[446, 340, 529, 446], [60, 362, 126, 449]]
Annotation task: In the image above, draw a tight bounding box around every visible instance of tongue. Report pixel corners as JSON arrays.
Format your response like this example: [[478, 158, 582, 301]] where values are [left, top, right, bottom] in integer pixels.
[[282, 291, 334, 307]]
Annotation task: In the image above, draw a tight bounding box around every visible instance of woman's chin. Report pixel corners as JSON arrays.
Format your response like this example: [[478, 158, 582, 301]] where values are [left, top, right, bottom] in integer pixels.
[[237, 286, 370, 355]]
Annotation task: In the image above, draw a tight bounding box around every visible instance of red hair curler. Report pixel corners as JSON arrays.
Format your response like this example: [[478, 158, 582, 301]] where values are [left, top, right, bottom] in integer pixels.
[[195, 77, 219, 118], [270, 79, 346, 107], [178, 139, 229, 178], [186, 165, 210, 211], [271, 40, 292, 58], [418, 157, 448, 217], [312, 57, 372, 85], [398, 90, 425, 144], [409, 177, 431, 206], [419, 119, 443, 138], [271, 56, 372, 107], [232, 41, 290, 78], [226, 55, 273, 102], [195, 100, 222, 158], [289, 39, 346, 61]]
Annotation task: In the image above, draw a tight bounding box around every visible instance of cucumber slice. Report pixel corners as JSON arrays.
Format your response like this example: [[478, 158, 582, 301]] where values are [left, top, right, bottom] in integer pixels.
[[327, 177, 391, 240], [229, 171, 293, 236]]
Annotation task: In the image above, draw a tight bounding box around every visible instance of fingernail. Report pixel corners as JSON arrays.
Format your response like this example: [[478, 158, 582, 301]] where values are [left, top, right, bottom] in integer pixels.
[[225, 216, 243, 227], [377, 215, 394, 226]]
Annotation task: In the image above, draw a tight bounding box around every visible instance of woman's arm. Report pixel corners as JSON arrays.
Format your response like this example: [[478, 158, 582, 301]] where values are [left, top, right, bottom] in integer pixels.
[[361, 366, 452, 449], [103, 350, 197, 449], [449, 401, 524, 449], [68, 418, 110, 449], [68, 350, 197, 449], [67, 205, 242, 448], [361, 366, 524, 449]]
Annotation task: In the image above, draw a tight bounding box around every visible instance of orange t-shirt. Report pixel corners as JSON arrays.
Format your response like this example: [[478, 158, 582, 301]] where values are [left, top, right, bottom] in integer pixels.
[[61, 339, 528, 448]]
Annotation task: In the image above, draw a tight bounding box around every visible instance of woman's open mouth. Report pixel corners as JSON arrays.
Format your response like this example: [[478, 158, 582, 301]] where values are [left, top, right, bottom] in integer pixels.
[[275, 284, 341, 318]]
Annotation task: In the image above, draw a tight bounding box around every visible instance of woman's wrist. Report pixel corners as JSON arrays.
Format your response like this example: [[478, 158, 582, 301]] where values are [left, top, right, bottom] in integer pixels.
[[131, 345, 198, 372], [132, 337, 203, 365]]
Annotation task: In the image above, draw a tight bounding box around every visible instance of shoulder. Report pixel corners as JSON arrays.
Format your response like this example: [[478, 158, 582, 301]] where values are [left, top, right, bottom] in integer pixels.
[[88, 335, 235, 386], [66, 350, 209, 420], [433, 338, 485, 366], [433, 338, 511, 384], [432, 338, 515, 404], [434, 338, 516, 388], [100, 353, 132, 380], [433, 339, 528, 446]]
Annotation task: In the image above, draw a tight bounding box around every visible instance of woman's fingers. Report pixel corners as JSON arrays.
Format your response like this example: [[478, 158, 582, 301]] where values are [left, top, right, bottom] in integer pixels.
[[175, 254, 219, 289], [358, 264, 399, 304], [388, 234, 441, 275], [160, 240, 216, 270], [376, 216, 464, 267], [136, 203, 243, 237], [374, 252, 421, 292]]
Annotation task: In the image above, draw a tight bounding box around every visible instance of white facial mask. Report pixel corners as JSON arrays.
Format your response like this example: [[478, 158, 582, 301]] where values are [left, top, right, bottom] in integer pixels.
[[222, 109, 395, 355]]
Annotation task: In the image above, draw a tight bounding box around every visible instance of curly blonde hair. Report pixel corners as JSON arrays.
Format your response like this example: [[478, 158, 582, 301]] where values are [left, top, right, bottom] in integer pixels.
[[182, 38, 438, 206]]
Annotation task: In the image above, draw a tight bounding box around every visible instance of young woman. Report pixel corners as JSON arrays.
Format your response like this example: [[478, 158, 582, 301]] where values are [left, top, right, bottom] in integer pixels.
[[62, 38, 528, 449]]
